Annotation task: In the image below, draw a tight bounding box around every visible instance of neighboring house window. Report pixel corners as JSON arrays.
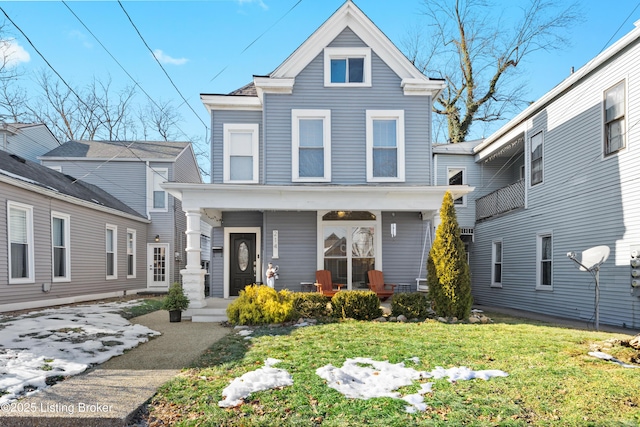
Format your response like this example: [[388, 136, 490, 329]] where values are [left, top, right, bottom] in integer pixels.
[[604, 80, 626, 155], [223, 123, 259, 183], [292, 110, 331, 182], [366, 110, 405, 182], [530, 131, 543, 186], [8, 201, 34, 284], [106, 225, 117, 279], [536, 233, 553, 290], [491, 240, 502, 287], [324, 47, 371, 87], [448, 167, 466, 206], [51, 212, 71, 282], [127, 229, 136, 278], [148, 168, 169, 212]]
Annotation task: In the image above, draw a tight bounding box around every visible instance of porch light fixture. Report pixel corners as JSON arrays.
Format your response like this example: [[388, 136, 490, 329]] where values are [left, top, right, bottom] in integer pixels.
[[155, 235, 160, 242]]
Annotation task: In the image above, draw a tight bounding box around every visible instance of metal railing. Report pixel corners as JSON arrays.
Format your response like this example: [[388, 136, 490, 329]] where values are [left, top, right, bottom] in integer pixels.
[[475, 179, 525, 221]]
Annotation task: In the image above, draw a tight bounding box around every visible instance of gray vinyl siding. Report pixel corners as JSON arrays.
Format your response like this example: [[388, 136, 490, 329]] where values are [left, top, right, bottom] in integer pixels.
[[148, 162, 178, 282], [471, 38, 640, 328], [434, 153, 479, 228], [174, 146, 202, 184], [263, 211, 317, 292], [263, 28, 432, 185], [211, 110, 263, 184], [0, 182, 147, 308], [381, 212, 430, 288], [3, 126, 59, 163], [211, 227, 224, 297], [40, 160, 147, 216]]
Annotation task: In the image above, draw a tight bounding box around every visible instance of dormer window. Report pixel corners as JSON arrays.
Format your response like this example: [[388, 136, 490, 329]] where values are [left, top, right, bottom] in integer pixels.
[[324, 47, 371, 87]]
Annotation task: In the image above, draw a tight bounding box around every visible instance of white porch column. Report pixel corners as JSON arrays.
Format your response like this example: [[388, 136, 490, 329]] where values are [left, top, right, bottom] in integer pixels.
[[181, 209, 206, 308]]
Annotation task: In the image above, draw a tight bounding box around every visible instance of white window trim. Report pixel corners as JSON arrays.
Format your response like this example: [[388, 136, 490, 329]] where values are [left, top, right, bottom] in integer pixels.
[[7, 201, 35, 284], [223, 123, 260, 184], [48, 165, 62, 173], [292, 109, 332, 182], [127, 228, 136, 279], [51, 211, 71, 283], [106, 224, 118, 280], [530, 131, 544, 187], [366, 110, 405, 182], [316, 211, 382, 290], [447, 166, 467, 207], [491, 239, 503, 288], [602, 79, 628, 158], [536, 232, 553, 291], [323, 47, 372, 87], [147, 167, 169, 213]]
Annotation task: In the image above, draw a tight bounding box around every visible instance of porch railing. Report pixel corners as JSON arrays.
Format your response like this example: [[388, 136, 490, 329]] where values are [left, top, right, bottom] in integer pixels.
[[475, 179, 525, 221]]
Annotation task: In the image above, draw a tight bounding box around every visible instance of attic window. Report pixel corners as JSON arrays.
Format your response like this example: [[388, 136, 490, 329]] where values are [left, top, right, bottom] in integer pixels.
[[324, 47, 371, 87]]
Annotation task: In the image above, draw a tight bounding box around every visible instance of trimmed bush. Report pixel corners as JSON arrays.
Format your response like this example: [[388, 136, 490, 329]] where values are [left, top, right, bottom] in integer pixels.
[[226, 285, 294, 325], [427, 191, 473, 319], [292, 293, 332, 318], [391, 292, 431, 319], [331, 290, 382, 320]]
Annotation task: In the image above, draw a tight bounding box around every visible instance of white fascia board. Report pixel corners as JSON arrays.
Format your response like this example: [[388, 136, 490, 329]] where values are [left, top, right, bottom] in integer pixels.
[[401, 78, 446, 97], [0, 175, 150, 223], [39, 156, 177, 163], [474, 123, 527, 163], [200, 94, 263, 112], [475, 22, 640, 155], [271, 2, 432, 88], [253, 77, 295, 102], [162, 183, 474, 212]]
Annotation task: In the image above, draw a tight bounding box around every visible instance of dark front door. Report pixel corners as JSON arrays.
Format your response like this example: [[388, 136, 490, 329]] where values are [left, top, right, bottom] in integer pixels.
[[230, 233, 256, 296]]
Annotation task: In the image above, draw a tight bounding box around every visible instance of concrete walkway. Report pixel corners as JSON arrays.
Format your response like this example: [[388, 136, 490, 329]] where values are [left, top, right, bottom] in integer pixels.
[[2, 309, 230, 427]]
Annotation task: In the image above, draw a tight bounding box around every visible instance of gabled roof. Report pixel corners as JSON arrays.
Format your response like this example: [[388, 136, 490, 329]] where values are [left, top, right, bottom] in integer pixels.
[[0, 150, 147, 221], [201, 1, 444, 111], [41, 140, 190, 161], [474, 19, 640, 156]]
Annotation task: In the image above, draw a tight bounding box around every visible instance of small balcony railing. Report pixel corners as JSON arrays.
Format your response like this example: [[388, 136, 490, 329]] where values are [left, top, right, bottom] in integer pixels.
[[475, 179, 525, 221]]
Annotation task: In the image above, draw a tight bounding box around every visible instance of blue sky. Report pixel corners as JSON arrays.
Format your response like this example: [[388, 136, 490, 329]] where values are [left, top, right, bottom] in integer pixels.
[[1, 0, 639, 148]]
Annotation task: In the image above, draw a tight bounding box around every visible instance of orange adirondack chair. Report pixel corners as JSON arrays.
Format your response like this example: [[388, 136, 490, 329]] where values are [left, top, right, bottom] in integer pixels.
[[314, 270, 345, 296], [367, 270, 397, 300]]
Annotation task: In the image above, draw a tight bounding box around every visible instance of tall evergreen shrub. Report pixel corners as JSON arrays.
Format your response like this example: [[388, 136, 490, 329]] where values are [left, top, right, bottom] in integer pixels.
[[427, 191, 473, 319]]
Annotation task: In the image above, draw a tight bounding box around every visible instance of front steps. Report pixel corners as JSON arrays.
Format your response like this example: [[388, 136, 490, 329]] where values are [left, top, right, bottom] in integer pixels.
[[183, 297, 233, 323]]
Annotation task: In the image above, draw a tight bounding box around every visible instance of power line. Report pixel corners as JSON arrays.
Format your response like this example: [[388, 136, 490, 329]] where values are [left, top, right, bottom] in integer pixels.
[[117, 0, 209, 132]]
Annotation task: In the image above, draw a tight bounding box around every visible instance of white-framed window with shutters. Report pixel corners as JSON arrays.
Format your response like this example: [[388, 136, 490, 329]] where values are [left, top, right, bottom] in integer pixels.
[[366, 110, 405, 182], [604, 80, 626, 156], [323, 47, 371, 87], [223, 123, 259, 183], [8, 201, 34, 284], [51, 212, 71, 282], [106, 224, 117, 280], [127, 229, 136, 278], [292, 109, 331, 182], [491, 240, 503, 288], [147, 167, 169, 213]]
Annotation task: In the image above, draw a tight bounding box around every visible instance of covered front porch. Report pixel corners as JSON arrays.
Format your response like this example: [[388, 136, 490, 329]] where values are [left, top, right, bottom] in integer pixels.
[[162, 183, 473, 313]]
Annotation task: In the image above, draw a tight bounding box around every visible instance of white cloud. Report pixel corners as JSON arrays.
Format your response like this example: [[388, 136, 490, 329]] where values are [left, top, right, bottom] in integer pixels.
[[152, 49, 188, 66], [236, 0, 268, 11], [68, 30, 93, 49], [0, 38, 30, 67]]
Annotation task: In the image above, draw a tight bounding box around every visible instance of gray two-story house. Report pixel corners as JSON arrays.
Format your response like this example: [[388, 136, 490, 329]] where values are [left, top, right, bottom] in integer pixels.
[[163, 1, 472, 309]]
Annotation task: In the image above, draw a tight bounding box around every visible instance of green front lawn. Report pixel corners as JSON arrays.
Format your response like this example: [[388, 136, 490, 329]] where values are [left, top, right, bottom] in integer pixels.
[[150, 314, 640, 426]]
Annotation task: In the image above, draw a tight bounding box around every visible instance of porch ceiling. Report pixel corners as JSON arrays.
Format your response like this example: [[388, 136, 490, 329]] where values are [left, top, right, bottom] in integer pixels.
[[162, 183, 474, 212]]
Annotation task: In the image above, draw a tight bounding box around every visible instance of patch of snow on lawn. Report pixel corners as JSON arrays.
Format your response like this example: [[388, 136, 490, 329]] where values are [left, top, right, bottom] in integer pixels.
[[0, 300, 160, 403], [219, 358, 293, 408], [316, 357, 508, 413]]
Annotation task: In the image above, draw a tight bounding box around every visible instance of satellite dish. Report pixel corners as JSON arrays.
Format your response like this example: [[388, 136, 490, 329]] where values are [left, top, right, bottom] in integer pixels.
[[576, 245, 610, 272]]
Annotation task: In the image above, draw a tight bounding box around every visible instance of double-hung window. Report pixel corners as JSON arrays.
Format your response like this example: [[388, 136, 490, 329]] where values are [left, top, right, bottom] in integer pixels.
[[604, 81, 626, 155], [127, 229, 136, 278], [448, 167, 466, 206], [52, 212, 71, 282], [530, 131, 543, 186], [536, 233, 553, 290], [292, 110, 331, 182], [324, 47, 371, 87], [148, 168, 169, 212], [223, 124, 259, 183], [106, 224, 117, 279], [491, 240, 502, 287], [8, 201, 34, 284], [366, 110, 405, 182]]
